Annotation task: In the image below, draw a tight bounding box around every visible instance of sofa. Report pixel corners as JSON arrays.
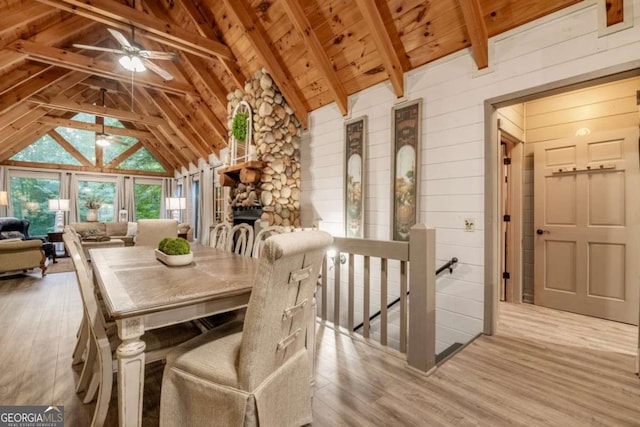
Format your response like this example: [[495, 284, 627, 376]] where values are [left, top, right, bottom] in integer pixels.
[[68, 222, 134, 261]]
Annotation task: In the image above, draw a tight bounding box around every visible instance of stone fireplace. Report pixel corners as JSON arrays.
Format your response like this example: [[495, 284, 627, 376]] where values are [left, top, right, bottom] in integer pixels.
[[223, 68, 302, 228]]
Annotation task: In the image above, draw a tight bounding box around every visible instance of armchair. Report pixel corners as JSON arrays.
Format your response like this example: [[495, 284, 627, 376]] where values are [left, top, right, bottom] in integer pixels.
[[0, 239, 46, 276]]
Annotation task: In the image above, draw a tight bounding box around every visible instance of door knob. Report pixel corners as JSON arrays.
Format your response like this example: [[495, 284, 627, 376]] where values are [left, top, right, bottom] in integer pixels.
[[536, 229, 550, 235]]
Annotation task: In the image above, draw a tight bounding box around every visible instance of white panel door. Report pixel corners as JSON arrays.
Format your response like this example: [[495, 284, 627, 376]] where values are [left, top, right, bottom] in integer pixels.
[[534, 128, 640, 324]]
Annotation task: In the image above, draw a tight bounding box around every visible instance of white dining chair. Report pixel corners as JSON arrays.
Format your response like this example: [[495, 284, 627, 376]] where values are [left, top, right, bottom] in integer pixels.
[[251, 225, 286, 258], [226, 223, 254, 256], [135, 219, 178, 247], [160, 230, 333, 427], [209, 221, 231, 250]]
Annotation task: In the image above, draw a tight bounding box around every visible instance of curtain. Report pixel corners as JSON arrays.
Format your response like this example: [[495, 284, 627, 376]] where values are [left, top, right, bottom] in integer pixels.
[[0, 166, 8, 217], [124, 177, 135, 221], [116, 175, 125, 219], [199, 167, 214, 245], [60, 172, 71, 226], [161, 178, 175, 219], [183, 175, 192, 225], [68, 173, 79, 223]]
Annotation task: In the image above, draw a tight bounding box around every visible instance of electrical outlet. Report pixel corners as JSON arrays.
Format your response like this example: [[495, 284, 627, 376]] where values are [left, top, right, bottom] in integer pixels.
[[464, 218, 475, 232]]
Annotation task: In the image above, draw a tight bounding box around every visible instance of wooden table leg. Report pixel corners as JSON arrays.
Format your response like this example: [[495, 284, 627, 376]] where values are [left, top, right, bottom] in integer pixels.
[[116, 318, 146, 427]]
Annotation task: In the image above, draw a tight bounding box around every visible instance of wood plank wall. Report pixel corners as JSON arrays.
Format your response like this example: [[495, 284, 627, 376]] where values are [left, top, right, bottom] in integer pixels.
[[302, 2, 640, 353]]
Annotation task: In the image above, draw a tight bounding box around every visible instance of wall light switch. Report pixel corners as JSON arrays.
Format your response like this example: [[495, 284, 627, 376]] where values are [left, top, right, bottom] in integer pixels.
[[464, 218, 475, 232]]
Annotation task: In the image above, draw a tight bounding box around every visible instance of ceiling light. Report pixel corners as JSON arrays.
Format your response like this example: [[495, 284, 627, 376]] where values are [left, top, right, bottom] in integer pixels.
[[119, 55, 146, 72], [96, 134, 111, 146]]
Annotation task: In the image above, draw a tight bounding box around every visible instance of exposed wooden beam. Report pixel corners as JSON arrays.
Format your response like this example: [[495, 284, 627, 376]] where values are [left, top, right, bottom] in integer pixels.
[[37, 115, 153, 139], [0, 67, 69, 115], [174, 94, 225, 152], [0, 3, 54, 41], [36, 0, 235, 61], [0, 122, 50, 162], [459, 0, 489, 70], [280, 0, 348, 115], [103, 141, 143, 169], [0, 103, 39, 132], [173, 0, 246, 90], [28, 95, 166, 126], [354, 0, 405, 97], [8, 40, 195, 96], [607, 0, 624, 26], [48, 129, 93, 167], [0, 160, 172, 177], [223, 0, 309, 128], [148, 89, 211, 159], [111, 89, 197, 167], [79, 77, 126, 94]]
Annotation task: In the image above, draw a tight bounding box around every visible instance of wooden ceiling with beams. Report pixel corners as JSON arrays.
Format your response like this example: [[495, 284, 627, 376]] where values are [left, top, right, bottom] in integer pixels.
[[0, 0, 618, 176]]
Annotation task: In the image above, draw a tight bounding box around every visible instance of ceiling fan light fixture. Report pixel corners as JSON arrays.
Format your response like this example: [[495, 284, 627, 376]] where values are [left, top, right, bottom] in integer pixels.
[[119, 55, 146, 72]]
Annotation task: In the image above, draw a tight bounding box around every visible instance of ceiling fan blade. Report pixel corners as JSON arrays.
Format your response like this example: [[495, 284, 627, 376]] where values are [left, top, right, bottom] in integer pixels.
[[107, 28, 133, 49], [72, 44, 126, 55], [139, 50, 178, 61], [142, 58, 174, 81]]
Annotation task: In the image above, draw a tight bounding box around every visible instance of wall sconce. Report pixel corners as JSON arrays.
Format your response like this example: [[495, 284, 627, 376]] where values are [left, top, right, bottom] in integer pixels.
[[48, 198, 70, 232], [166, 197, 186, 221]]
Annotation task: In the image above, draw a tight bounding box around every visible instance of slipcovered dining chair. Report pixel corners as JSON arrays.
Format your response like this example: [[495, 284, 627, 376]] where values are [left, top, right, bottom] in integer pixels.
[[251, 225, 286, 258], [227, 222, 254, 256], [160, 230, 333, 427], [135, 219, 178, 247], [209, 221, 231, 250], [63, 231, 201, 427]]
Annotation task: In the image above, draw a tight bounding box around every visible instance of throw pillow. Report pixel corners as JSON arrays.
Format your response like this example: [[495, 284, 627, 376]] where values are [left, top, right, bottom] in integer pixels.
[[83, 235, 111, 242], [126, 222, 137, 236], [0, 231, 25, 240], [79, 227, 106, 240]]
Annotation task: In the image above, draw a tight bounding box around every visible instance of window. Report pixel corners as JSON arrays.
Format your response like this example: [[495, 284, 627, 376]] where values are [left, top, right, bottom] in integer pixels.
[[77, 179, 116, 222], [11, 135, 82, 166], [134, 181, 162, 219], [9, 174, 60, 236]]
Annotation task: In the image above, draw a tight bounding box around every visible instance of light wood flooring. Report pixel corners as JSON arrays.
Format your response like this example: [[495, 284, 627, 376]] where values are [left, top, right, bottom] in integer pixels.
[[1, 271, 639, 426]]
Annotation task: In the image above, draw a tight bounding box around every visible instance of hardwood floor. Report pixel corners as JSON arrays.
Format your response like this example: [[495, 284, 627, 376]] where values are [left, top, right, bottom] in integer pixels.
[[1, 271, 639, 426]]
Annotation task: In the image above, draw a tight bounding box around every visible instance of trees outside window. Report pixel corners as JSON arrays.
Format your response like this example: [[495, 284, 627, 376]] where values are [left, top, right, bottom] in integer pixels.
[[134, 182, 161, 219], [77, 180, 116, 222], [9, 175, 60, 236]]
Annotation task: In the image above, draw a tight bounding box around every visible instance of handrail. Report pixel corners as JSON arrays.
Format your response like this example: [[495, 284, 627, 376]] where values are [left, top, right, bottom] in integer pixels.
[[353, 257, 458, 332]]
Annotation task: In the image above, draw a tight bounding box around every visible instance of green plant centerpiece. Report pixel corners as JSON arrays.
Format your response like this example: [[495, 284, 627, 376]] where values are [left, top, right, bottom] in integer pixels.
[[232, 111, 248, 142], [155, 237, 193, 266]]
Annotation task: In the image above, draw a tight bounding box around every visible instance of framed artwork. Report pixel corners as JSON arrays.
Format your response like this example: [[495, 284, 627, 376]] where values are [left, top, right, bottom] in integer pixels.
[[391, 99, 421, 241], [344, 116, 366, 238]]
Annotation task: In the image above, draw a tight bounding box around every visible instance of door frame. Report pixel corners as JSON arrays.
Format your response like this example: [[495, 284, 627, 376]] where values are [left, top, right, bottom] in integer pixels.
[[483, 61, 640, 337], [498, 128, 523, 304]]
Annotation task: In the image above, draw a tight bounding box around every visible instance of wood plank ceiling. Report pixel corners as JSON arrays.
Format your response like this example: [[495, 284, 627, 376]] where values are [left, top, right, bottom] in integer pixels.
[[0, 0, 592, 176]]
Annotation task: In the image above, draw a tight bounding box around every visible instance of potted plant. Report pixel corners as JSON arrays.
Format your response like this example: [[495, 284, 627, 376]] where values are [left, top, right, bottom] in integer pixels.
[[85, 196, 102, 222], [155, 237, 193, 266]]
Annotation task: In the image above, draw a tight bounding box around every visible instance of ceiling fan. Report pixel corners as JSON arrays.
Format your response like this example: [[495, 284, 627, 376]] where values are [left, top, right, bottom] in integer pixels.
[[95, 88, 131, 147], [73, 27, 177, 81]]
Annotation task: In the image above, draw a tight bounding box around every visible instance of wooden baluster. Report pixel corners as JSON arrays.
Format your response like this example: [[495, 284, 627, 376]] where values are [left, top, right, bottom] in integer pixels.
[[400, 260, 408, 353], [348, 253, 354, 332], [363, 255, 370, 338], [380, 257, 388, 346], [321, 256, 328, 321], [333, 252, 341, 328]]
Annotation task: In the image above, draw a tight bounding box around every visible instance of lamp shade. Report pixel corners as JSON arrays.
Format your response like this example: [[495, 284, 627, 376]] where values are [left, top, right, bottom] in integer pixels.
[[0, 191, 7, 206], [165, 197, 186, 210], [48, 198, 70, 212]]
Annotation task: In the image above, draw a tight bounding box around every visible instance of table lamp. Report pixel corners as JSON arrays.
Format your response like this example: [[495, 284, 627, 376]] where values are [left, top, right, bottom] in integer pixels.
[[48, 198, 70, 232], [166, 197, 186, 221], [0, 191, 7, 207]]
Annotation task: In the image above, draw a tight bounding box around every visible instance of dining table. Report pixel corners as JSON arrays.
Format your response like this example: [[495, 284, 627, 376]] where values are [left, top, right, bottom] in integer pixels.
[[91, 243, 259, 427]]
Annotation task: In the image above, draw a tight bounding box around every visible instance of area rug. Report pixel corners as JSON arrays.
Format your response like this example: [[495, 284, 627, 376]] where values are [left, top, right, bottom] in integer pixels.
[[47, 257, 75, 274]]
